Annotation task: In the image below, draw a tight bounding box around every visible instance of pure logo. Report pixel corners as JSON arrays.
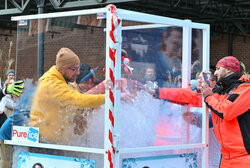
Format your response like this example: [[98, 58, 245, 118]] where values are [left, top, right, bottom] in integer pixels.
[[27, 127, 39, 142]]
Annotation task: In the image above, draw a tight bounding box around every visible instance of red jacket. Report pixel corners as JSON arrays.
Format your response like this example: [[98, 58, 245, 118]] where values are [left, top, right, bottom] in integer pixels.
[[158, 87, 202, 107], [205, 74, 250, 159]]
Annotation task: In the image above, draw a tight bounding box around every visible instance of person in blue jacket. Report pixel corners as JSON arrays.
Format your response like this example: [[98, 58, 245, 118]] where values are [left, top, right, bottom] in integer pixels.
[[0, 80, 24, 128], [0, 86, 35, 168]]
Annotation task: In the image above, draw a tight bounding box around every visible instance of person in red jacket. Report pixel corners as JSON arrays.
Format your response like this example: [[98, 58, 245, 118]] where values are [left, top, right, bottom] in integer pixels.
[[201, 56, 250, 168]]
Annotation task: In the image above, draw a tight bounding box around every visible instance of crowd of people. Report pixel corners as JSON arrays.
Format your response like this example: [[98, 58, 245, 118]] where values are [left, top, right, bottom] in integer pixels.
[[0, 26, 249, 168]]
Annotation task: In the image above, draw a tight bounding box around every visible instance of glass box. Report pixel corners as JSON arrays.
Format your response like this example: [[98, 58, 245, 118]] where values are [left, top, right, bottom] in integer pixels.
[[6, 5, 210, 168]]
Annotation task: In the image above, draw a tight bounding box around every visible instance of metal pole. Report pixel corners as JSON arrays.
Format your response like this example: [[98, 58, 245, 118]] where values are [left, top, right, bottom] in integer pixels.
[[182, 21, 192, 146], [37, 0, 45, 78], [202, 25, 210, 168], [228, 33, 233, 56]]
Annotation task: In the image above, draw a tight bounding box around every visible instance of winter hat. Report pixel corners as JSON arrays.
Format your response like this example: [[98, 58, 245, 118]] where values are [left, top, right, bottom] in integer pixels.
[[56, 48, 80, 70], [216, 56, 240, 73], [190, 79, 197, 91], [75, 63, 94, 84], [190, 79, 197, 87], [6, 69, 15, 77]]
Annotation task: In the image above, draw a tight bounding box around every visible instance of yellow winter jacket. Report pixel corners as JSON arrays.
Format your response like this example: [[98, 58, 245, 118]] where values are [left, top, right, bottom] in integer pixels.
[[29, 66, 105, 144]]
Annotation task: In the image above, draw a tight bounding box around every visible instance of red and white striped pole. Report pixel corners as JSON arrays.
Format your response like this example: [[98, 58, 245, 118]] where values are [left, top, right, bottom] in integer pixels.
[[104, 4, 121, 168]]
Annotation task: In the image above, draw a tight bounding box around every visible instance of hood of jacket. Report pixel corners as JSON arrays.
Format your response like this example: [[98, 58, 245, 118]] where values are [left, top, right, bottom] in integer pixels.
[[214, 73, 248, 94]]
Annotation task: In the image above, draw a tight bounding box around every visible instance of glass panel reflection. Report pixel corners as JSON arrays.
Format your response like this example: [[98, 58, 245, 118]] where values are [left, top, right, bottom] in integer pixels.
[[13, 16, 106, 149], [119, 25, 204, 148]]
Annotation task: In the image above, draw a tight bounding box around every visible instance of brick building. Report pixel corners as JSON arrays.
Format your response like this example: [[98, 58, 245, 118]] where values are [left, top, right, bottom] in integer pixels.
[[0, 13, 249, 81]]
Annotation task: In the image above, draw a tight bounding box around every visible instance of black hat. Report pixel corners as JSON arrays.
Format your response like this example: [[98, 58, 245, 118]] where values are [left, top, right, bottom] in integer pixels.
[[75, 63, 94, 84]]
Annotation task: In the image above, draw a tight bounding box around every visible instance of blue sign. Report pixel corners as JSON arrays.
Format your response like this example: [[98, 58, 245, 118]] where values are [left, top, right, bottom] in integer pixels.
[[122, 153, 197, 168], [18, 152, 95, 168]]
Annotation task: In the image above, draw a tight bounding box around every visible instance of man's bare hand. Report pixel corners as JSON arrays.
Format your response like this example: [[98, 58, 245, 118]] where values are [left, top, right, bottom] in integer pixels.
[[201, 81, 213, 98]]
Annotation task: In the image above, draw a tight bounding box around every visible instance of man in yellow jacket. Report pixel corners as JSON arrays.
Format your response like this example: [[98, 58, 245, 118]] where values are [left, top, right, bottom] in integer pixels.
[[29, 48, 105, 144]]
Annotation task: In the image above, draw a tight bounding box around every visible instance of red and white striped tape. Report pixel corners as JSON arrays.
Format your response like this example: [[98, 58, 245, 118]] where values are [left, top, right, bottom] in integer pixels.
[[106, 4, 121, 168]]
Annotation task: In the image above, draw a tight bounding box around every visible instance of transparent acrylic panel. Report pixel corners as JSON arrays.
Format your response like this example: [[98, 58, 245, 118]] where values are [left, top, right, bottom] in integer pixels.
[[119, 22, 205, 148], [188, 28, 204, 144], [122, 25, 183, 88], [191, 29, 203, 79], [13, 15, 106, 149], [120, 148, 203, 168]]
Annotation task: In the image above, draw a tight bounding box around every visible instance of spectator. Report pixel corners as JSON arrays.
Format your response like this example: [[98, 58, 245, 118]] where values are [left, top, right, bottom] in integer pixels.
[[160, 27, 182, 60], [32, 163, 44, 168], [144, 67, 156, 82], [6, 69, 15, 81], [0, 80, 23, 128], [0, 80, 24, 168], [0, 78, 16, 129], [71, 63, 100, 93], [0, 87, 35, 168], [0, 85, 36, 140], [0, 79, 17, 118], [190, 79, 197, 91], [29, 48, 105, 145], [121, 49, 134, 78], [142, 67, 158, 90], [201, 56, 250, 168], [1, 69, 15, 88], [181, 73, 216, 128], [155, 27, 183, 87]]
